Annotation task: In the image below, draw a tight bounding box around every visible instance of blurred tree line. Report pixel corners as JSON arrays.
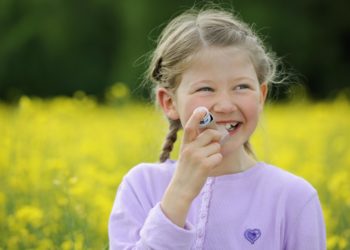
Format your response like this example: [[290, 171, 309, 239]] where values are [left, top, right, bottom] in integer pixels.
[[0, 0, 349, 102]]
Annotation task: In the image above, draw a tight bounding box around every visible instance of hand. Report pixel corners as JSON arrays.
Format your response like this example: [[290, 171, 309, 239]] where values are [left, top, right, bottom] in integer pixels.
[[175, 108, 223, 200], [160, 108, 222, 227]]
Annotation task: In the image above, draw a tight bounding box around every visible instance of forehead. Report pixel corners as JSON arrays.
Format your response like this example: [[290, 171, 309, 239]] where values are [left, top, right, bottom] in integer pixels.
[[181, 46, 258, 83]]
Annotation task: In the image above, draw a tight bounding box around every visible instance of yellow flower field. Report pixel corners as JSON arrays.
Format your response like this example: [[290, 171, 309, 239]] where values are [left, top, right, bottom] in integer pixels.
[[0, 94, 349, 249]]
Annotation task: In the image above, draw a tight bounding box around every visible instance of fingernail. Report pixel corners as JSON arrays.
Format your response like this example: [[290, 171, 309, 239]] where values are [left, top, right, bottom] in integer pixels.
[[194, 106, 208, 115]]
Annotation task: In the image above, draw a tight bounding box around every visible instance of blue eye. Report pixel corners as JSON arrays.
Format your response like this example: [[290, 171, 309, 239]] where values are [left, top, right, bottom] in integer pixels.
[[235, 84, 249, 90], [197, 87, 214, 92]]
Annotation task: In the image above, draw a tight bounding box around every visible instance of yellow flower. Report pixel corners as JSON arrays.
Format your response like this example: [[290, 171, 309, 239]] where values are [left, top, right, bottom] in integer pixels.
[[1, 97, 349, 249], [61, 240, 73, 250], [14, 205, 44, 228], [37, 239, 55, 250]]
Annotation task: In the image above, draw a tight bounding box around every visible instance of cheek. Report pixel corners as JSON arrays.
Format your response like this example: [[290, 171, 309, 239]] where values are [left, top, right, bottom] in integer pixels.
[[179, 98, 206, 125], [242, 96, 262, 119]]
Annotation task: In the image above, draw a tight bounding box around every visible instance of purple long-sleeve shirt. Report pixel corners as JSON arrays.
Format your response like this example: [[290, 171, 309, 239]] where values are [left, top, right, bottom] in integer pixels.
[[108, 160, 326, 249]]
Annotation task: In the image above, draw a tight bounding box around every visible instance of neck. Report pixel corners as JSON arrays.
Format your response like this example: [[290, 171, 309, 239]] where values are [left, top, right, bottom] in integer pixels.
[[209, 146, 257, 176]]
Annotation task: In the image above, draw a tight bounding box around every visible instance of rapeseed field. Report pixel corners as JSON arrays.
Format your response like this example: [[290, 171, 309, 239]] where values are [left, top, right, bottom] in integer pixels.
[[0, 93, 349, 249]]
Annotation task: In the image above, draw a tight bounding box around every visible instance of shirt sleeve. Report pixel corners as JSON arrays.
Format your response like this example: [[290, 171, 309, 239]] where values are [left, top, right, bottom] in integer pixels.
[[108, 174, 196, 250], [285, 193, 326, 250]]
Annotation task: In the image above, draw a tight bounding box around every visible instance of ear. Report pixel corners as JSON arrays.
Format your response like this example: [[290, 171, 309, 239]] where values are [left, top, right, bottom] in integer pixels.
[[156, 87, 180, 120], [259, 82, 268, 111]]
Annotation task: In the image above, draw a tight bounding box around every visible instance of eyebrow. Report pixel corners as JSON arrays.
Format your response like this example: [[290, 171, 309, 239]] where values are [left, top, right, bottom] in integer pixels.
[[190, 79, 215, 86], [189, 76, 257, 86], [231, 76, 257, 83]]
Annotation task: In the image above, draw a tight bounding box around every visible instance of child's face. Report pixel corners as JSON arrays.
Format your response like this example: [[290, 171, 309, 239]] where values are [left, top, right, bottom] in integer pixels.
[[169, 46, 267, 153]]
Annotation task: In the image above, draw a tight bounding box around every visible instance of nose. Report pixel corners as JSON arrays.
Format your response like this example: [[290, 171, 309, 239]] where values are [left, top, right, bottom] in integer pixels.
[[212, 92, 237, 114]]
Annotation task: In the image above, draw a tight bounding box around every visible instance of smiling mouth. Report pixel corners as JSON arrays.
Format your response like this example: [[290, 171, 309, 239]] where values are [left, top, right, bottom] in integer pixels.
[[224, 122, 241, 132]]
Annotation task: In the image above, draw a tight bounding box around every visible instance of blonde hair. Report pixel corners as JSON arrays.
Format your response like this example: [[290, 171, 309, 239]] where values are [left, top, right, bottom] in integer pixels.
[[147, 7, 279, 162]]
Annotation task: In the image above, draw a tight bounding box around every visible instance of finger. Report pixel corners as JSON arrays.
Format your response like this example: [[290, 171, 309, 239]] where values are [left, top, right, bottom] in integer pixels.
[[193, 129, 222, 147], [205, 153, 223, 170], [183, 107, 208, 143], [200, 142, 221, 157]]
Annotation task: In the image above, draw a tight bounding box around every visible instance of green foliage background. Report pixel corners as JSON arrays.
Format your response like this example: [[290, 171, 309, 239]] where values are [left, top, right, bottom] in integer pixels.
[[0, 0, 349, 101]]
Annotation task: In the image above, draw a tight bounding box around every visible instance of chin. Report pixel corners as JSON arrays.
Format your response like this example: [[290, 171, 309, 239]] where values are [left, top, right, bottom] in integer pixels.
[[220, 141, 244, 156]]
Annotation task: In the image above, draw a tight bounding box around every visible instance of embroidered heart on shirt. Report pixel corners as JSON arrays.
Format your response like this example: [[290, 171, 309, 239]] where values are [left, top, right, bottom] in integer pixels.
[[244, 228, 261, 244]]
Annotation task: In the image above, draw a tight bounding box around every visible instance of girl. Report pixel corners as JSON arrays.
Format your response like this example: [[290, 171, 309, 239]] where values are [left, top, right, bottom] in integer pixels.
[[108, 7, 326, 250]]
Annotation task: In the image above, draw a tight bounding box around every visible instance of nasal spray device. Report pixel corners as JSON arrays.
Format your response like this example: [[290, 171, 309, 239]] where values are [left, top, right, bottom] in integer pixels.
[[196, 107, 229, 145]]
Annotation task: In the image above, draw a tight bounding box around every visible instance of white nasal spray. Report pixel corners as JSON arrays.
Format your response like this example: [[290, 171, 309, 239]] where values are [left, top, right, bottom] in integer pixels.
[[198, 107, 215, 129], [196, 107, 229, 145]]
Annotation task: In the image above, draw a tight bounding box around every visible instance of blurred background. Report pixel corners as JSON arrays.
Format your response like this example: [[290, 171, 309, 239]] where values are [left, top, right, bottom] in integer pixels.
[[1, 1, 350, 249], [0, 0, 349, 102]]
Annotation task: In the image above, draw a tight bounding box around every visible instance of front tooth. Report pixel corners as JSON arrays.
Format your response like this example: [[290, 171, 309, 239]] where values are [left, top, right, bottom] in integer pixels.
[[225, 122, 238, 130]]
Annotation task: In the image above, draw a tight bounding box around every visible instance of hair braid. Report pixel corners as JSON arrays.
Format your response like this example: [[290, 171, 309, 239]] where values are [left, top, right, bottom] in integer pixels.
[[159, 119, 181, 162], [146, 8, 282, 160]]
